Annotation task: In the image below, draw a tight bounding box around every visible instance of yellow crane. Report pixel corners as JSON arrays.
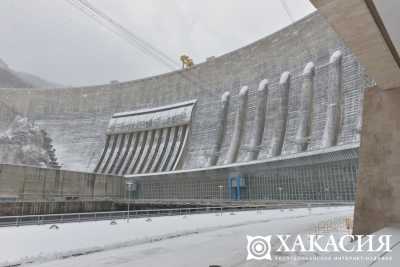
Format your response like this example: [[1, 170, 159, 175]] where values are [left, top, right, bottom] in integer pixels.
[[180, 55, 194, 69]]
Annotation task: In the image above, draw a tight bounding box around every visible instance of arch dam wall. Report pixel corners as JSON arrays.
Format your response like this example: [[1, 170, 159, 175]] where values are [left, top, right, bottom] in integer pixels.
[[0, 12, 370, 173]]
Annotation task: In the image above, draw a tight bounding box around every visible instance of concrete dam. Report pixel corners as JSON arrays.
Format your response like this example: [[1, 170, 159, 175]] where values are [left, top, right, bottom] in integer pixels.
[[0, 12, 370, 204]]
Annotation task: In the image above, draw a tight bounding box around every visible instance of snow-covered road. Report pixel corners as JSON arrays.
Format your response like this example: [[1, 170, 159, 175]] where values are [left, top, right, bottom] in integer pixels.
[[0, 206, 354, 267]]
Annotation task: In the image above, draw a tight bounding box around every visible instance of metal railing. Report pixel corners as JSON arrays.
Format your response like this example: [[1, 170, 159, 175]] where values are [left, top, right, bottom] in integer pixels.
[[0, 202, 350, 227], [13, 193, 121, 202]]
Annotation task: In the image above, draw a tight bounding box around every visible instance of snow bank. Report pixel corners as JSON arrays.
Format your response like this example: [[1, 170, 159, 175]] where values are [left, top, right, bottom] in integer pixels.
[[0, 206, 353, 266]]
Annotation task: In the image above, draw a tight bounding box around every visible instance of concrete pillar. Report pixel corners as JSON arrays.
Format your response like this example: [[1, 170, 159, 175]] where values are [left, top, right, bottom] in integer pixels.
[[136, 130, 156, 173], [296, 62, 315, 152], [353, 86, 400, 235], [271, 72, 290, 157], [226, 86, 249, 164], [120, 132, 140, 175], [171, 125, 190, 170], [166, 125, 187, 171], [160, 127, 178, 172], [322, 50, 343, 147], [94, 135, 111, 173], [101, 135, 118, 173], [115, 133, 134, 174], [208, 92, 230, 166], [109, 133, 127, 174], [126, 131, 146, 174], [150, 128, 170, 173], [247, 79, 269, 161], [356, 86, 365, 137], [143, 129, 162, 173]]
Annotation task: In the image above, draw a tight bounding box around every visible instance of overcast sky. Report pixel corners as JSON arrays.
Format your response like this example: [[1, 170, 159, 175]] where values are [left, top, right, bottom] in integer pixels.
[[0, 0, 315, 86]]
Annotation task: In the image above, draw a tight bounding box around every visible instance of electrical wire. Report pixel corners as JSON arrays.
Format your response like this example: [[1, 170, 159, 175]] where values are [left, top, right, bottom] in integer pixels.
[[78, 0, 180, 69], [63, 0, 212, 170], [64, 0, 207, 91], [280, 0, 295, 23]]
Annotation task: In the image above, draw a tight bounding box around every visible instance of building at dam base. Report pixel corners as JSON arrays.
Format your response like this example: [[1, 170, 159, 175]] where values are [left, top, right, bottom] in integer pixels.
[[0, 11, 369, 204]]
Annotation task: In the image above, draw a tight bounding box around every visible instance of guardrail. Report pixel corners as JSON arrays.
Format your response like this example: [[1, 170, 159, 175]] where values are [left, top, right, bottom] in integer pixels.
[[116, 199, 354, 205], [5, 194, 121, 202], [0, 202, 349, 227]]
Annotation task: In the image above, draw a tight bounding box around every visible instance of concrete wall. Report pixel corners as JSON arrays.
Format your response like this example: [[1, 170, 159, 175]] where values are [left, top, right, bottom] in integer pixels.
[[0, 12, 368, 172], [353, 86, 400, 235], [0, 164, 123, 201]]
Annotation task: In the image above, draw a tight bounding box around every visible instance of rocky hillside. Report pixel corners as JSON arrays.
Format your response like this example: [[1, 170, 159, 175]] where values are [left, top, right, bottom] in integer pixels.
[[0, 64, 32, 88], [0, 58, 60, 88], [0, 116, 60, 168]]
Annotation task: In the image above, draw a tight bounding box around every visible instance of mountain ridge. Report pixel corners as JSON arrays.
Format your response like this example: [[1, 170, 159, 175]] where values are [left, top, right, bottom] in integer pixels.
[[0, 58, 61, 88]]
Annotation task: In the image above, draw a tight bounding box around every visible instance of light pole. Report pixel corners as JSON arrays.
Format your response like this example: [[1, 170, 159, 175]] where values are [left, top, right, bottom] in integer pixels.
[[324, 187, 329, 202], [218, 185, 224, 216], [218, 185, 224, 201], [126, 181, 133, 222], [278, 187, 283, 201]]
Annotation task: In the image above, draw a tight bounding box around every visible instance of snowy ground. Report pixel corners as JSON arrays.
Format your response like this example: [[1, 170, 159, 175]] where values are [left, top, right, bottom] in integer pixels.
[[0, 206, 354, 267]]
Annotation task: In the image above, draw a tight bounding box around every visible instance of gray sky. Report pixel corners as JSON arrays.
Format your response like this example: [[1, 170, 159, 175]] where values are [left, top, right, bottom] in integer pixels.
[[0, 0, 315, 86]]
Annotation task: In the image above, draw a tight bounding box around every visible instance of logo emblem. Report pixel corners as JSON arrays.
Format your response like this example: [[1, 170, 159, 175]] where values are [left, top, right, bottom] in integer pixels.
[[246, 235, 272, 260]]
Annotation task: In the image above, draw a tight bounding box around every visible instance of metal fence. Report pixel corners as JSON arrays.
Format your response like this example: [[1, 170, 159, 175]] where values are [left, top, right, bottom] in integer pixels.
[[245, 161, 357, 201], [0, 202, 348, 227], [130, 148, 358, 201], [0, 147, 358, 216]]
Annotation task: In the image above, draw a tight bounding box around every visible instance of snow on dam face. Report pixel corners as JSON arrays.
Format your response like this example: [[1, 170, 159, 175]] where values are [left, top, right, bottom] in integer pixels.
[[0, 12, 371, 172]]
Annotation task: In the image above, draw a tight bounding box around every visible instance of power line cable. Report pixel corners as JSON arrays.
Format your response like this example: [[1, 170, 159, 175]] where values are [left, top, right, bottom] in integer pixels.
[[67, 0, 178, 69], [280, 0, 295, 22], [64, 0, 211, 170], [78, 0, 180, 69], [64, 0, 207, 92], [65, 0, 167, 67]]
